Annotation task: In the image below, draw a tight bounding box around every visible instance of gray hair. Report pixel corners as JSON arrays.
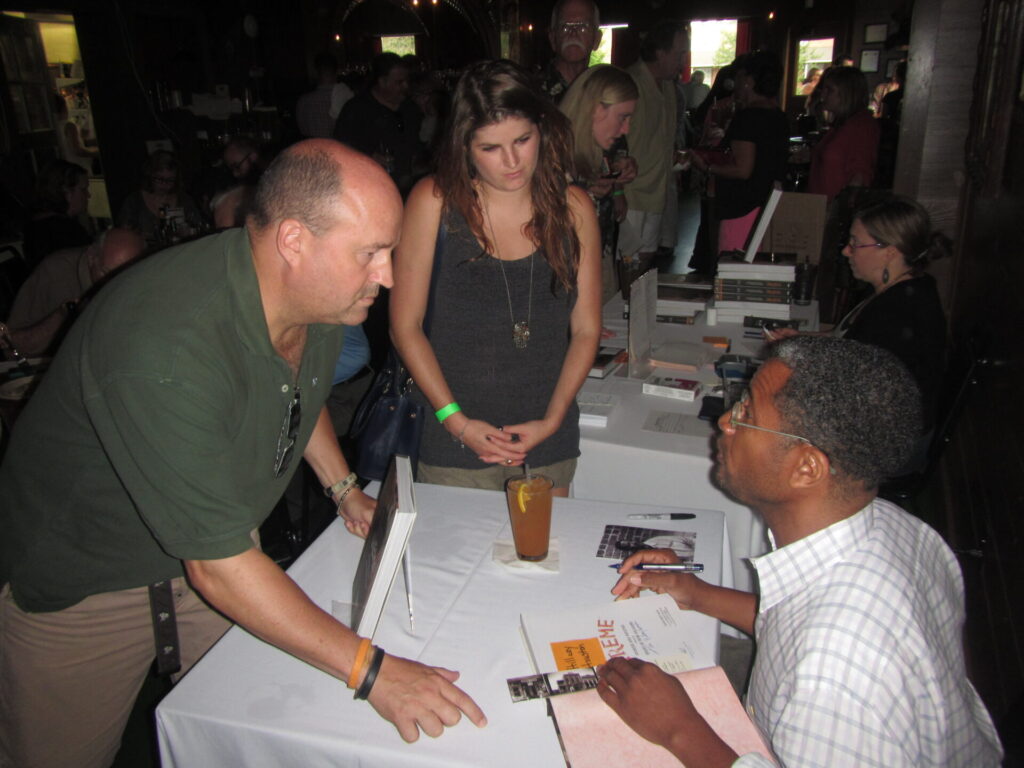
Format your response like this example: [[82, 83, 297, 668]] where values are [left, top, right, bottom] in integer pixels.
[[250, 146, 342, 236], [769, 336, 923, 490], [549, 0, 600, 31]]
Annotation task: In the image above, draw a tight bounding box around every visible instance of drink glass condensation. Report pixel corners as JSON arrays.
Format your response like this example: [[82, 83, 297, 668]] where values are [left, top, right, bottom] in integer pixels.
[[505, 474, 554, 561]]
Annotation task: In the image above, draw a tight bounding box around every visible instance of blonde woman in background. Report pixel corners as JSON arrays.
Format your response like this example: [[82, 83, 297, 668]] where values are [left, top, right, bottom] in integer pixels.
[[560, 64, 639, 302]]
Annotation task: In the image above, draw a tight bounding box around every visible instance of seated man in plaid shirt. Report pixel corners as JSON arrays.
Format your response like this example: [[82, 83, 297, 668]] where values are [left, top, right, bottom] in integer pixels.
[[601, 336, 1002, 768]]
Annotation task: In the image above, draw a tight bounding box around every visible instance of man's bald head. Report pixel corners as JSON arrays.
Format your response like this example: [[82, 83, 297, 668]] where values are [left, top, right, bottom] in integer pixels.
[[90, 228, 145, 283], [249, 139, 395, 236]]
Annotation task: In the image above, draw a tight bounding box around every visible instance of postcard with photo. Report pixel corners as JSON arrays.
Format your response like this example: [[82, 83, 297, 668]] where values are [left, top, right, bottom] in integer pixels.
[[508, 667, 601, 703], [596, 524, 696, 561]]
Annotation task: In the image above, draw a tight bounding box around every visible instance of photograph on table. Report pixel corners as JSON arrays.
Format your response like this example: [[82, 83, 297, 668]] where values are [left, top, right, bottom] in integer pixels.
[[596, 524, 696, 561], [507, 668, 600, 702]]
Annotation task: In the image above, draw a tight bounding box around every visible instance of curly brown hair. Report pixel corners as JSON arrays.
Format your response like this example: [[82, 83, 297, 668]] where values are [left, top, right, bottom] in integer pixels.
[[435, 59, 579, 293]]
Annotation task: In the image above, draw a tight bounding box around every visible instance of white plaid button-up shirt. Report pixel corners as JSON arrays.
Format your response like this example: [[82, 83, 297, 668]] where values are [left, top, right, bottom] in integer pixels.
[[734, 498, 1002, 767]]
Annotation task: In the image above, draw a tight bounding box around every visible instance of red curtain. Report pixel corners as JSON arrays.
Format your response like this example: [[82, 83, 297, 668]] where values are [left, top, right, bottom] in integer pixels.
[[736, 19, 753, 55]]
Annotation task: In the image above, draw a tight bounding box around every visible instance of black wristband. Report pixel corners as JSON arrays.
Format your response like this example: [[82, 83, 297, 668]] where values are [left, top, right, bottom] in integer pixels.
[[354, 646, 385, 700]]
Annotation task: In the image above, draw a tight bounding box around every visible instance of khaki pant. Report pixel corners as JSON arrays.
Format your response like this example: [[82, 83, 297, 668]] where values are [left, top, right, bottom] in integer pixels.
[[417, 457, 577, 493], [0, 579, 230, 768]]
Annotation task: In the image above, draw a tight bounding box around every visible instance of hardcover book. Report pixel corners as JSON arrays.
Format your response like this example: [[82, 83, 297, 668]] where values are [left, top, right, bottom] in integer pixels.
[[351, 455, 417, 640], [588, 348, 627, 379]]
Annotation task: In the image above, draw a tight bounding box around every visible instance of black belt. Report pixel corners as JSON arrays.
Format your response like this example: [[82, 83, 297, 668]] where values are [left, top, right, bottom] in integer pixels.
[[147, 580, 182, 676]]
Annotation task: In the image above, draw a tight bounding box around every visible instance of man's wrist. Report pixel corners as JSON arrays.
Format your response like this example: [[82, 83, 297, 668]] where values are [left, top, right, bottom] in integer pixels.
[[325, 472, 359, 507]]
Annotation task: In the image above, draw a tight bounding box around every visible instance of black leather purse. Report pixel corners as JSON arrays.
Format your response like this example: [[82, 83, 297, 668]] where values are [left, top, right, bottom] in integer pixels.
[[350, 349, 423, 481], [350, 223, 445, 481]]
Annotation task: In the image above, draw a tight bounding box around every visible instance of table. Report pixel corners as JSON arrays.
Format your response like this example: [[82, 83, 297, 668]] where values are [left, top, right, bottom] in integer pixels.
[[157, 483, 727, 768], [573, 298, 817, 592]]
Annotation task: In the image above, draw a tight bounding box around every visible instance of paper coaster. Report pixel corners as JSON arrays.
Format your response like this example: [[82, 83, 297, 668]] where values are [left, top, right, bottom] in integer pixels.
[[492, 538, 560, 572]]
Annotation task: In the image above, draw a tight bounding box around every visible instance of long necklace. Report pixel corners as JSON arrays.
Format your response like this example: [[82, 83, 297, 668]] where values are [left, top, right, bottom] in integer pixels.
[[486, 208, 534, 349]]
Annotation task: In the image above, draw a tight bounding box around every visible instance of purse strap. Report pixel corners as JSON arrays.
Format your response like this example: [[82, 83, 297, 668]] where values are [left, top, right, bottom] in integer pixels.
[[421, 214, 446, 339], [390, 217, 446, 393]]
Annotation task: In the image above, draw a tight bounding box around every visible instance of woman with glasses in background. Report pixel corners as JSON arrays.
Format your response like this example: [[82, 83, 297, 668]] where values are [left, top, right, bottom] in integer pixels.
[[835, 195, 949, 421], [116, 149, 203, 248], [772, 194, 948, 430]]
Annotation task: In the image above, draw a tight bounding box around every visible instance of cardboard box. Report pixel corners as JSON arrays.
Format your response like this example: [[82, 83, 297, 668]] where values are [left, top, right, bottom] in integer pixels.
[[763, 191, 828, 265]]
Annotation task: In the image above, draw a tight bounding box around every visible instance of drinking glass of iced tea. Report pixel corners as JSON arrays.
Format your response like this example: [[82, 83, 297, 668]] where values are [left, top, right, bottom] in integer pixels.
[[505, 474, 554, 561]]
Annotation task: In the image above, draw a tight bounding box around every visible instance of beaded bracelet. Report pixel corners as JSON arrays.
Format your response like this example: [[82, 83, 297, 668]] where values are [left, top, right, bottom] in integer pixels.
[[435, 402, 461, 423], [354, 646, 386, 700], [346, 637, 372, 689], [324, 472, 359, 508]]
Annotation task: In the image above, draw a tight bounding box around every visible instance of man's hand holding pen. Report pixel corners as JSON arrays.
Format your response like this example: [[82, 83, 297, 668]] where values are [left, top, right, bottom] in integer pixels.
[[610, 548, 706, 611]]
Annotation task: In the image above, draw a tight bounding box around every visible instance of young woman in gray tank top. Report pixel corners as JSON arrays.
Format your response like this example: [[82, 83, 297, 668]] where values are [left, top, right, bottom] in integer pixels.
[[390, 60, 602, 495]]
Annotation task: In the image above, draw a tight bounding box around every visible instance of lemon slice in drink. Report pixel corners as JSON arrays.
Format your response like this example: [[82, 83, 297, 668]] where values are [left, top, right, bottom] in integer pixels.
[[517, 482, 532, 514]]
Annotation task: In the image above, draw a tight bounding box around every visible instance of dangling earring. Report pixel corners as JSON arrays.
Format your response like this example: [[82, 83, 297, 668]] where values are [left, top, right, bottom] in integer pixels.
[[881, 266, 890, 284]]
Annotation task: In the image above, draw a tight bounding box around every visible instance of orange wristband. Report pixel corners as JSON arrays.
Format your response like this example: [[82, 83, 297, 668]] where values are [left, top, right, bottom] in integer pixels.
[[346, 637, 372, 689]]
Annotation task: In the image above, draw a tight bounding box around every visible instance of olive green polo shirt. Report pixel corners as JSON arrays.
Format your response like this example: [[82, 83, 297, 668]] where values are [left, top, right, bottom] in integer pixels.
[[0, 228, 345, 612]]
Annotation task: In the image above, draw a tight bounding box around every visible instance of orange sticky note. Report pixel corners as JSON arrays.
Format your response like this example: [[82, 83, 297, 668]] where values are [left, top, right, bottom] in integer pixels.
[[550, 638, 607, 670]]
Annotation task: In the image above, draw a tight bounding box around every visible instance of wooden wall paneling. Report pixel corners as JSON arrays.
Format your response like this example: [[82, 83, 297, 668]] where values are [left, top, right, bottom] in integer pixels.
[[940, 0, 1024, 738], [894, 0, 983, 316]]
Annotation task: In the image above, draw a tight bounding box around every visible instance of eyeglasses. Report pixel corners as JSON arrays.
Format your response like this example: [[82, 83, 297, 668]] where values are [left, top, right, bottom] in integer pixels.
[[845, 237, 886, 249], [273, 387, 301, 478], [558, 21, 594, 34], [729, 390, 814, 444], [150, 175, 176, 186], [228, 152, 256, 173], [728, 390, 837, 474]]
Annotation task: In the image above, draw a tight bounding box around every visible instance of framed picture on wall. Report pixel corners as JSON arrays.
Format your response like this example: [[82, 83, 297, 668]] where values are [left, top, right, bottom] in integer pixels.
[[860, 49, 881, 73], [885, 58, 900, 78], [864, 23, 888, 43]]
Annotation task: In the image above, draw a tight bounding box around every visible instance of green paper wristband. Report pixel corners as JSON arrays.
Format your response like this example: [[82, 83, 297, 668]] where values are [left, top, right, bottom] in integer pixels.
[[612, 189, 625, 196], [435, 402, 462, 423]]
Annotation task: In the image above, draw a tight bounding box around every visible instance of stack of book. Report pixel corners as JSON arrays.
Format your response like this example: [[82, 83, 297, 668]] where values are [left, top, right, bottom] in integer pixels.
[[624, 274, 711, 324], [713, 253, 797, 324]]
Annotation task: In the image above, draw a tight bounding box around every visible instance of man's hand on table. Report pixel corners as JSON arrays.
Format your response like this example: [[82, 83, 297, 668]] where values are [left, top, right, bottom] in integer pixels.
[[598, 657, 736, 768], [339, 488, 376, 538], [368, 653, 487, 742], [610, 548, 705, 610]]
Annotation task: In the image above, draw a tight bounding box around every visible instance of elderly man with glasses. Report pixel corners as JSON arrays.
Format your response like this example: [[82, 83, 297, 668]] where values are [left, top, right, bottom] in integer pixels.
[[0, 139, 486, 768], [600, 337, 1002, 768], [539, 0, 602, 103]]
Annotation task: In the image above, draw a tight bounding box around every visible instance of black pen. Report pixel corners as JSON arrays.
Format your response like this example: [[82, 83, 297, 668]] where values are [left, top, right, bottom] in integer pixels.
[[608, 563, 704, 573], [627, 513, 696, 520]]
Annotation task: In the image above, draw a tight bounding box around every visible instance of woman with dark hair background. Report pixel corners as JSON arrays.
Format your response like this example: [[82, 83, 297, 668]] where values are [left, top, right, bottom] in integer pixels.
[[23, 160, 92, 267], [688, 51, 789, 257], [390, 59, 601, 495]]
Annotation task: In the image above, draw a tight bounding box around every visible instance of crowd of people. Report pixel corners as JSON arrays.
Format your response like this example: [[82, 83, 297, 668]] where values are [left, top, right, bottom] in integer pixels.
[[0, 1, 1002, 767]]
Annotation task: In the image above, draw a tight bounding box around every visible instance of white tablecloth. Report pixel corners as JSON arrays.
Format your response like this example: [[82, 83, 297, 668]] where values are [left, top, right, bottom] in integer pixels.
[[573, 298, 816, 592], [156, 483, 728, 768]]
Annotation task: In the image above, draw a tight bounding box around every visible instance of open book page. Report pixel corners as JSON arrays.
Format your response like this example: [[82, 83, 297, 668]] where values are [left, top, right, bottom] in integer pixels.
[[549, 666, 776, 767], [521, 593, 713, 675]]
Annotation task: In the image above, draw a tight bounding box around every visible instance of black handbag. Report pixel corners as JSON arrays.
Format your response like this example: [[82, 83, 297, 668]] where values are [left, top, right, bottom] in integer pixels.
[[350, 223, 445, 481], [350, 349, 423, 481]]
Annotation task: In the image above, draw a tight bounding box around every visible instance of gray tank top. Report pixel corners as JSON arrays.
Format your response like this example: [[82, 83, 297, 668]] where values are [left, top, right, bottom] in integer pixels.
[[414, 208, 580, 469]]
